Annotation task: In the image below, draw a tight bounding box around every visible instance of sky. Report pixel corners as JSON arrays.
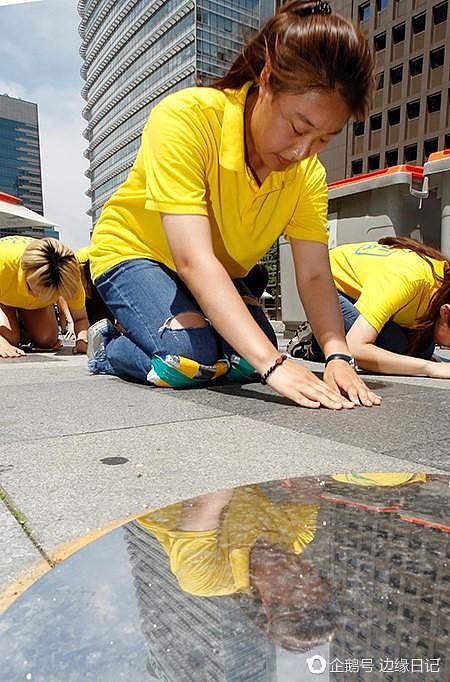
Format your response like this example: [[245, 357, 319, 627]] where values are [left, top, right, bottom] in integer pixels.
[[0, 0, 91, 248]]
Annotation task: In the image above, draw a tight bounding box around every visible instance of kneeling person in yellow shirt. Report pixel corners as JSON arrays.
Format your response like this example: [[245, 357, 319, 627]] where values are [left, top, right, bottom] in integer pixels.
[[0, 236, 88, 358], [296, 238, 450, 379]]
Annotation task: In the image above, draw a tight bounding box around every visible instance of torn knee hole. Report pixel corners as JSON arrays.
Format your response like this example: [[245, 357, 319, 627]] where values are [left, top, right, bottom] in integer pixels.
[[163, 312, 208, 330]]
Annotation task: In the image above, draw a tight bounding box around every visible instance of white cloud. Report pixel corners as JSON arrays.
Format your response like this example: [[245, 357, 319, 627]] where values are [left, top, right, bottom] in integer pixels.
[[0, 77, 91, 249], [0, 0, 43, 6], [0, 0, 92, 250]]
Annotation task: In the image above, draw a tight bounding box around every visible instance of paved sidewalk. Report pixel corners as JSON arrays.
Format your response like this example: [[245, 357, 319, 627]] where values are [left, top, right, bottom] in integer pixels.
[[1, 348, 449, 611]]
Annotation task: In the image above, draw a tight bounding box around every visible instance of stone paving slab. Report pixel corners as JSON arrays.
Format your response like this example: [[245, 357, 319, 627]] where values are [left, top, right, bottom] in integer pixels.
[[0, 502, 46, 607], [2, 378, 229, 445], [1, 352, 449, 610], [1, 415, 436, 559]]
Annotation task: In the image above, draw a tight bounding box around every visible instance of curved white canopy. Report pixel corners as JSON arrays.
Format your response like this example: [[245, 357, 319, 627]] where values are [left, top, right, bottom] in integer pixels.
[[0, 199, 60, 230]]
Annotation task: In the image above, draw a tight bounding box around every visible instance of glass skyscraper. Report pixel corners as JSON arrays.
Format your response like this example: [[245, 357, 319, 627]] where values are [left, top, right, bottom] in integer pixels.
[[0, 94, 44, 215], [78, 0, 275, 226]]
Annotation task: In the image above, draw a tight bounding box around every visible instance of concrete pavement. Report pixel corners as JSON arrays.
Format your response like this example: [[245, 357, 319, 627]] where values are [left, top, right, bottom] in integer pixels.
[[1, 347, 449, 612]]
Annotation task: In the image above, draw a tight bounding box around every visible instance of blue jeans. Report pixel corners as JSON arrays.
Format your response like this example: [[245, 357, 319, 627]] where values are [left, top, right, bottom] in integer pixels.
[[311, 293, 435, 361], [92, 258, 277, 383]]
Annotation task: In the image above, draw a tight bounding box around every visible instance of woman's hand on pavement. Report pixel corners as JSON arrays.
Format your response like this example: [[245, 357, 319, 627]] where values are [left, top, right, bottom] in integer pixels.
[[323, 359, 382, 406], [266, 357, 356, 409], [0, 337, 25, 358], [425, 360, 450, 379], [72, 338, 88, 355]]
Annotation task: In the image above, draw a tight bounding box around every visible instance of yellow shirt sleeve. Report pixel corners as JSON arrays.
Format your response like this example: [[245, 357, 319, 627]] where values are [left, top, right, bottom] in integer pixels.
[[142, 101, 209, 216], [355, 270, 419, 332], [166, 530, 238, 597], [66, 281, 86, 311], [284, 157, 328, 245]]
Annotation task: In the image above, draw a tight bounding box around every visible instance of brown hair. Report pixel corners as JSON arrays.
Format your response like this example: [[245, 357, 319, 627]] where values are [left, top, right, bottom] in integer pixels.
[[21, 238, 81, 302], [211, 0, 374, 119], [378, 237, 450, 354]]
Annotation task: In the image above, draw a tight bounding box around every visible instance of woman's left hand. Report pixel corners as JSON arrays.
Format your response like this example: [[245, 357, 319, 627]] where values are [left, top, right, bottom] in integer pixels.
[[323, 359, 382, 406], [72, 338, 88, 355]]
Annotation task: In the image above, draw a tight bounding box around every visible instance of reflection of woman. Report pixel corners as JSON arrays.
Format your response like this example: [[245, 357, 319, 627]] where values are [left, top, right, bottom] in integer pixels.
[[87, 0, 380, 408], [297, 239, 450, 378], [138, 484, 335, 651], [0, 236, 87, 358]]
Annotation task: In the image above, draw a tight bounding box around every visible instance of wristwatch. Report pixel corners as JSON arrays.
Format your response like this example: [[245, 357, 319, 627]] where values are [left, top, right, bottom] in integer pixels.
[[325, 353, 358, 370]]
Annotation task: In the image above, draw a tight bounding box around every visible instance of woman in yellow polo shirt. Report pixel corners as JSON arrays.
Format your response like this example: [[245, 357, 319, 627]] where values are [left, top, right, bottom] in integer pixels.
[[137, 482, 335, 651], [87, 0, 381, 408], [298, 238, 450, 378], [0, 235, 88, 358]]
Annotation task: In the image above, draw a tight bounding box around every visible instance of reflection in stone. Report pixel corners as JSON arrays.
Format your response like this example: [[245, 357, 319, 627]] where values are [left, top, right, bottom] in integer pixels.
[[0, 472, 449, 680], [129, 473, 449, 681]]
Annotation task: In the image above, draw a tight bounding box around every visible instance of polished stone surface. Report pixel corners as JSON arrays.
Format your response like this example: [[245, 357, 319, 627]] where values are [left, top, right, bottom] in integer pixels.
[[1, 473, 449, 681], [1, 351, 450, 613]]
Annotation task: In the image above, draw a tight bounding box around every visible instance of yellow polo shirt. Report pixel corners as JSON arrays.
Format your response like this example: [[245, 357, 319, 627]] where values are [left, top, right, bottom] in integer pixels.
[[75, 246, 90, 265], [0, 235, 85, 310], [89, 82, 328, 282], [329, 242, 446, 332], [137, 485, 319, 597]]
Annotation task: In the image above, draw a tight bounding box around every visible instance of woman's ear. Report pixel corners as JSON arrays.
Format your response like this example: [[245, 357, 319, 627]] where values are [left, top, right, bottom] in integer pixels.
[[259, 62, 271, 96]]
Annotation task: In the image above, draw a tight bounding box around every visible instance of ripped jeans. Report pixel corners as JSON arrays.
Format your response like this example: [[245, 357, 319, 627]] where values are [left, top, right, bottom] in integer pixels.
[[92, 258, 277, 383]]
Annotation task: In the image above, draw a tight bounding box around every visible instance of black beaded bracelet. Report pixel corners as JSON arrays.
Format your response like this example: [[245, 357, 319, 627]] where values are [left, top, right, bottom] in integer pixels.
[[260, 354, 288, 385]]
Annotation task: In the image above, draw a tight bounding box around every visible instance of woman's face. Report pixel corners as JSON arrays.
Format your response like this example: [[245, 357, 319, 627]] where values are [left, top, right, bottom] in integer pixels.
[[248, 71, 352, 172]]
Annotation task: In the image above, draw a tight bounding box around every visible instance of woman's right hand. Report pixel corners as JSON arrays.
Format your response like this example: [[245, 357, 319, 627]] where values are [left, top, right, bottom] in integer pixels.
[[265, 357, 355, 409], [425, 359, 450, 379], [0, 336, 25, 358]]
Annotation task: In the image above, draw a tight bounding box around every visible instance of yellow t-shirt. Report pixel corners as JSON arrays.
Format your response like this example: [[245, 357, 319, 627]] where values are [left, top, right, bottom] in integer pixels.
[[89, 82, 328, 281], [331, 472, 427, 487], [329, 242, 446, 332], [75, 246, 90, 265], [0, 235, 85, 310], [137, 485, 319, 597]]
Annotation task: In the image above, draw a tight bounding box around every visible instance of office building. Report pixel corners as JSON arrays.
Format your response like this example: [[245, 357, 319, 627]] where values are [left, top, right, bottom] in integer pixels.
[[320, 0, 450, 181], [0, 94, 44, 215], [78, 0, 274, 226]]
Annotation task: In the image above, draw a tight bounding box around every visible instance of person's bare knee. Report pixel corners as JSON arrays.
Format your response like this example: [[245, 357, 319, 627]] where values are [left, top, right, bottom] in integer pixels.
[[165, 312, 208, 330], [30, 331, 59, 349], [0, 305, 20, 344]]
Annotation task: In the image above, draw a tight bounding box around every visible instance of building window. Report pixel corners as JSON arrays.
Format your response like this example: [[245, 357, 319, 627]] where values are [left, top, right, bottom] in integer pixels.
[[368, 154, 380, 170], [376, 0, 389, 10], [427, 92, 442, 112], [390, 65, 403, 84], [392, 23, 405, 42], [388, 107, 401, 125], [412, 13, 426, 33], [445, 133, 450, 149], [386, 149, 399, 166], [409, 56, 423, 76], [430, 47, 445, 68], [424, 138, 439, 158], [352, 159, 363, 175], [433, 2, 448, 25], [354, 121, 365, 136], [404, 143, 418, 162], [407, 100, 420, 118], [359, 2, 370, 21], [374, 32, 387, 50], [370, 113, 383, 130], [376, 72, 385, 89]]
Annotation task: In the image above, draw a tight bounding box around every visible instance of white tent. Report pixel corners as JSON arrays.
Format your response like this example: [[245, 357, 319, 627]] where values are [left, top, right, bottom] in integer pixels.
[[0, 198, 60, 230]]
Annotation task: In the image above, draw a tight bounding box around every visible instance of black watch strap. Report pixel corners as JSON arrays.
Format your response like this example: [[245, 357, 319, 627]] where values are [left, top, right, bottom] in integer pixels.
[[325, 353, 358, 370]]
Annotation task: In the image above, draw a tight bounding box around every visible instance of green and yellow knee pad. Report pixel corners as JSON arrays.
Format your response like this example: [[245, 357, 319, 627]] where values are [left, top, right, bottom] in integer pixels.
[[147, 354, 229, 388], [146, 353, 259, 388]]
